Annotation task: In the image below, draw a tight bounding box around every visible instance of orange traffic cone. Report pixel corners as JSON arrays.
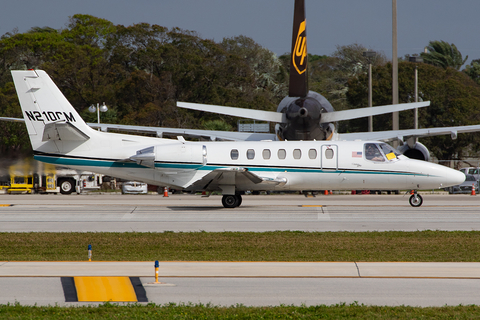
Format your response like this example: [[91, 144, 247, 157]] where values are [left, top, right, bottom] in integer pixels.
[[163, 187, 169, 197], [324, 190, 328, 195], [472, 184, 476, 196]]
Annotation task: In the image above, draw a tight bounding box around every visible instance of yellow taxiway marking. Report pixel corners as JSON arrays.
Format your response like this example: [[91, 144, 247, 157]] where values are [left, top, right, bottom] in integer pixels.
[[0, 204, 12, 207], [74, 276, 137, 302]]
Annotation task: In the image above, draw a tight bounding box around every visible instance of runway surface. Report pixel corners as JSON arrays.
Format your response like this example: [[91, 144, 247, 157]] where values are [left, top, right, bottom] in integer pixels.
[[0, 193, 479, 232], [2, 193, 480, 307], [1, 261, 480, 307]]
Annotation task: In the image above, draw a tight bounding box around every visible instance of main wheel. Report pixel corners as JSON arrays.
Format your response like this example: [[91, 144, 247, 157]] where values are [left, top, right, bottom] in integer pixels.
[[409, 194, 423, 207], [222, 195, 238, 208], [59, 179, 74, 194]]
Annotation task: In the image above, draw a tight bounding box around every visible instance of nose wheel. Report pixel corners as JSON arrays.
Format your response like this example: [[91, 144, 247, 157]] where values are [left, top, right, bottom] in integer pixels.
[[222, 194, 242, 208], [409, 192, 423, 207]]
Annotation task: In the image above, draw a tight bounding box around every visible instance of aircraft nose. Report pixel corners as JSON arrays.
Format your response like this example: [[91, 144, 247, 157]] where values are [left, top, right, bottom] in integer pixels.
[[442, 168, 465, 187]]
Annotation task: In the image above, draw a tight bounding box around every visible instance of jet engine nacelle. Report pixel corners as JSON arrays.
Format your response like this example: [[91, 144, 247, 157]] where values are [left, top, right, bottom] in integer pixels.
[[276, 91, 335, 141], [397, 141, 430, 161], [131, 143, 207, 168]]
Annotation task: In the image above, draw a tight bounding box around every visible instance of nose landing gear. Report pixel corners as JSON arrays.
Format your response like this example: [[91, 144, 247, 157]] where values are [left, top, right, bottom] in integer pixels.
[[409, 190, 423, 207]]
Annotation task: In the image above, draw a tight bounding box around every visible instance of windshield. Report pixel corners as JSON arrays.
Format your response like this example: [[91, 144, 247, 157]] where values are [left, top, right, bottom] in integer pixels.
[[379, 143, 399, 161], [364, 143, 399, 162], [364, 143, 385, 162]]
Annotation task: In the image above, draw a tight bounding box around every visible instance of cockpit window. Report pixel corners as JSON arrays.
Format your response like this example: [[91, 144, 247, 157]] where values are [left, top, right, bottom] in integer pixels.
[[378, 143, 399, 161], [364, 143, 385, 162]]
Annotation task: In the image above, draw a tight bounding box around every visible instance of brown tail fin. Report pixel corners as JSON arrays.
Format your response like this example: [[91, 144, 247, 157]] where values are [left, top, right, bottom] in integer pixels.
[[289, 0, 308, 98]]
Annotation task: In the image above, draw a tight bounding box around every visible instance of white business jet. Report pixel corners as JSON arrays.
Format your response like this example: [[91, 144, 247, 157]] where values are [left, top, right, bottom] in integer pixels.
[[11, 70, 464, 207]]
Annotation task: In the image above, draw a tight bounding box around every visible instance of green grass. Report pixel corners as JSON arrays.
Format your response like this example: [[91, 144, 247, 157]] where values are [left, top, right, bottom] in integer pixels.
[[1, 302, 480, 319], [2, 231, 480, 317], [1, 230, 480, 261]]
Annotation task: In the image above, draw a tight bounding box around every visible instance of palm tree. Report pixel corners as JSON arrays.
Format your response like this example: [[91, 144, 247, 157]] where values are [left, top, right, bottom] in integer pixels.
[[420, 40, 468, 70]]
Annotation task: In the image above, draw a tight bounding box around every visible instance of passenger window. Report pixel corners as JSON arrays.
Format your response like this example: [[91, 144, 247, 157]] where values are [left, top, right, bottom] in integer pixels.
[[365, 143, 385, 162], [230, 149, 239, 160], [308, 149, 317, 159], [293, 149, 301, 159], [262, 149, 271, 160], [325, 148, 334, 159], [278, 149, 286, 160], [246, 149, 255, 160]]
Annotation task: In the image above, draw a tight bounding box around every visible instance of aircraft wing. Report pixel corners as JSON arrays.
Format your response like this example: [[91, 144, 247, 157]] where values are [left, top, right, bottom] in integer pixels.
[[184, 167, 287, 192], [89, 123, 276, 141], [0, 116, 26, 123], [177, 101, 430, 124], [0, 117, 276, 141], [177, 102, 285, 123], [320, 102, 430, 123], [337, 124, 480, 142]]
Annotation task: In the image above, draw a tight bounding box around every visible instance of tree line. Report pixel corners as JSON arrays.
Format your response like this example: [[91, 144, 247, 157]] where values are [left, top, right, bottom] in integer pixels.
[[1, 14, 480, 161]]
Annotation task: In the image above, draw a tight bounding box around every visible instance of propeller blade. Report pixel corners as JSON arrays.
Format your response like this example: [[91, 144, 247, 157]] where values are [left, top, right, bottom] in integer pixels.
[[177, 102, 285, 123], [320, 101, 431, 123]]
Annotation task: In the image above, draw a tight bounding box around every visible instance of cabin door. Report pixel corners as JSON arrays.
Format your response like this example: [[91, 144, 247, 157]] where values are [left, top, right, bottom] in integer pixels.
[[321, 145, 338, 170]]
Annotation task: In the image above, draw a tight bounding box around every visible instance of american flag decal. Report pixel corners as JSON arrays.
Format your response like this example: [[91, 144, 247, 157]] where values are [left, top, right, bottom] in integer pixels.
[[352, 151, 362, 158]]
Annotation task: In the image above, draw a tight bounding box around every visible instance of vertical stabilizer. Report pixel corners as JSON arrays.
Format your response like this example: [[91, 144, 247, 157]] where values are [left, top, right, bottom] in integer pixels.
[[289, 0, 308, 98], [11, 70, 92, 151]]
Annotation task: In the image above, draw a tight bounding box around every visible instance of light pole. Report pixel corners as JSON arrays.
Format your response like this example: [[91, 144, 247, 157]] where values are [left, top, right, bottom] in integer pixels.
[[409, 56, 423, 130], [88, 102, 108, 129], [363, 50, 377, 132], [392, 0, 399, 146]]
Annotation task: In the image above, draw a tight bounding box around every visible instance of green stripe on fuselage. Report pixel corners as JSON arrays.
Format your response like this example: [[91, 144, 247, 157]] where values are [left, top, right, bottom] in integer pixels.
[[34, 155, 426, 177]]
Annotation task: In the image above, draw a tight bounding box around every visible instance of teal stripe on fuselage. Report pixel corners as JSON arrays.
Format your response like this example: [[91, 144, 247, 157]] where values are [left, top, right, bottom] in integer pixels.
[[34, 155, 427, 177]]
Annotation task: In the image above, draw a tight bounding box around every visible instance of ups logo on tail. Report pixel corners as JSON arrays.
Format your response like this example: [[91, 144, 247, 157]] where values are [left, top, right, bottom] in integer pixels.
[[292, 20, 307, 75]]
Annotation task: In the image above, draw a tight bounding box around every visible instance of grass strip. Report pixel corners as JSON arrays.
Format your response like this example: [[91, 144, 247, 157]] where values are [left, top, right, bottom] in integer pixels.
[[1, 231, 480, 261], [1, 302, 480, 319]]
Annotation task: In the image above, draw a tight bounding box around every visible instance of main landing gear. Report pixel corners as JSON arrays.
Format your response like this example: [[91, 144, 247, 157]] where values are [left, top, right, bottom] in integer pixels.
[[409, 190, 423, 207], [222, 194, 242, 208]]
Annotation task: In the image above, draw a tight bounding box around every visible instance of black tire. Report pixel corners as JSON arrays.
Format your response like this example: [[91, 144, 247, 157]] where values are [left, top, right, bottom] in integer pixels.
[[236, 194, 242, 207], [409, 194, 423, 207], [222, 195, 238, 208], [59, 179, 74, 195]]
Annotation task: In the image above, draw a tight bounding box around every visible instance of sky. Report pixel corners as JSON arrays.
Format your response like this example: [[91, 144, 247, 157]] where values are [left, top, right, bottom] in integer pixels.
[[2, 0, 480, 66]]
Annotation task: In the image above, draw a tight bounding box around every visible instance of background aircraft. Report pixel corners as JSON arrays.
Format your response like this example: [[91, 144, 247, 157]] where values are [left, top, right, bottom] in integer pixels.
[[175, 0, 480, 162]]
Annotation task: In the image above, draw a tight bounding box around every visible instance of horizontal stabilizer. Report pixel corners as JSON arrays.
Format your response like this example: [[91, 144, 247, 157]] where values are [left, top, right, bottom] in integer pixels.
[[320, 102, 430, 123], [177, 102, 285, 123], [42, 121, 90, 141]]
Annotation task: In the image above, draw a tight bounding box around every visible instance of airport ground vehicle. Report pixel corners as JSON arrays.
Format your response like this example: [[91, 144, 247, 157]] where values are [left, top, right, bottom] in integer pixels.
[[459, 167, 480, 181], [121, 181, 148, 194], [0, 162, 103, 194]]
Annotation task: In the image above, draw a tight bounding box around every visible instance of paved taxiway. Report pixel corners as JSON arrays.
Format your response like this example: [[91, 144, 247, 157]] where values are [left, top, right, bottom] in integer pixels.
[[0, 193, 479, 232], [1, 261, 480, 307]]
